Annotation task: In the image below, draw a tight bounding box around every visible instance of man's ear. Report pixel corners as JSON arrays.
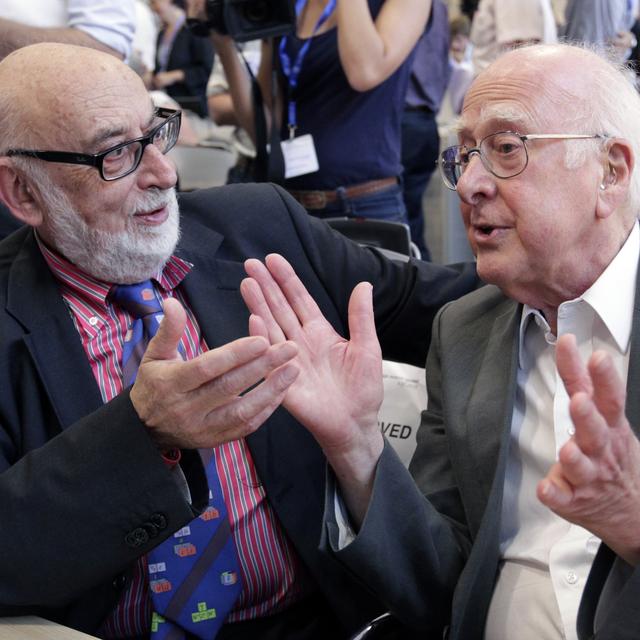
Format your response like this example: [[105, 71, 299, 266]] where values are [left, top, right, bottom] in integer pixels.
[[596, 138, 634, 220], [0, 159, 45, 227]]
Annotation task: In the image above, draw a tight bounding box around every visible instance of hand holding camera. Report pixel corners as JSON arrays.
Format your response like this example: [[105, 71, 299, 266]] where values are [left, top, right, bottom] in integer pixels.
[[186, 0, 295, 42]]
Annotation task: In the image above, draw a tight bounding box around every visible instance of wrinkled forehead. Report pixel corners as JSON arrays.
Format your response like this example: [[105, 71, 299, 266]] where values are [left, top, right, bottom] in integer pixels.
[[3, 45, 155, 152], [457, 55, 579, 143], [38, 77, 155, 152]]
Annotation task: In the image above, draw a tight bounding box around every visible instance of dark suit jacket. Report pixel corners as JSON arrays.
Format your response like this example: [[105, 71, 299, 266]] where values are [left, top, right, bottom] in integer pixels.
[[328, 270, 640, 639], [0, 201, 22, 240], [155, 25, 214, 117], [0, 183, 478, 636]]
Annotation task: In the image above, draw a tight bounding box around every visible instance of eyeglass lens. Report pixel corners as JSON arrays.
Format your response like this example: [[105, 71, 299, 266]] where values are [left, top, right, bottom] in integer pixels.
[[440, 132, 528, 189], [102, 114, 180, 180]]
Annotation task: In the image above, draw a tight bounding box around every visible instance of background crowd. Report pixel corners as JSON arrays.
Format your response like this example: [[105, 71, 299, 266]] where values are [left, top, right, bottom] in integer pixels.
[[2, 2, 640, 640], [3, 0, 640, 259]]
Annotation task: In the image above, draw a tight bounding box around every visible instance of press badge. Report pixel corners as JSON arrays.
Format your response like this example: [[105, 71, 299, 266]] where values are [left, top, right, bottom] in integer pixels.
[[281, 134, 319, 179]]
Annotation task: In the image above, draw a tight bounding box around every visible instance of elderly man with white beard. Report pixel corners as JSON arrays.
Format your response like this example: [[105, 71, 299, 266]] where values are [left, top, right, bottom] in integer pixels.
[[0, 43, 478, 639]]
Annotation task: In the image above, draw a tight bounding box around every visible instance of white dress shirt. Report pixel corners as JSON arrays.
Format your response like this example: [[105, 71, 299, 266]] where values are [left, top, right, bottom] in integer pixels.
[[487, 222, 639, 639]]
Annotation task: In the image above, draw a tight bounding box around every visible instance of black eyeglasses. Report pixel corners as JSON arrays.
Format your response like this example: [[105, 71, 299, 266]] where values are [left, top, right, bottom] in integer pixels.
[[438, 131, 607, 190], [6, 107, 181, 181]]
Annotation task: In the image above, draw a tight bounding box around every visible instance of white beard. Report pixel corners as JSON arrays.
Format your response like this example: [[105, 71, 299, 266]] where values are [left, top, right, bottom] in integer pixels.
[[43, 185, 181, 284]]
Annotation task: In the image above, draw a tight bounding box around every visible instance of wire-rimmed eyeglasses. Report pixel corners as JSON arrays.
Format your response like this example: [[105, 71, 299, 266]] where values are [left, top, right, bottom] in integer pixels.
[[438, 131, 607, 191], [6, 107, 182, 181]]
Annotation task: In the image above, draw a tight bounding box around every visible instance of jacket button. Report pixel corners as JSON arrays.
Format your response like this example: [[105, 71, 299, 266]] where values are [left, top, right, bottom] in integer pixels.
[[124, 527, 150, 548], [112, 574, 127, 591], [149, 513, 168, 531]]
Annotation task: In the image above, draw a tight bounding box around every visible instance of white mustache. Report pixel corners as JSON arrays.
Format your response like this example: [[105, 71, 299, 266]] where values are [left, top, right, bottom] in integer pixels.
[[131, 187, 177, 215]]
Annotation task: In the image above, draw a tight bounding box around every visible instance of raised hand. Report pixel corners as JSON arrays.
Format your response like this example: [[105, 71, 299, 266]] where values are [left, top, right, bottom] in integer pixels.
[[537, 333, 640, 565], [130, 297, 299, 450], [241, 254, 385, 524]]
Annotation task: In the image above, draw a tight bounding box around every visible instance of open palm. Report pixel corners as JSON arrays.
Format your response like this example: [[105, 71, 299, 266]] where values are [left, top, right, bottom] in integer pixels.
[[241, 254, 383, 456]]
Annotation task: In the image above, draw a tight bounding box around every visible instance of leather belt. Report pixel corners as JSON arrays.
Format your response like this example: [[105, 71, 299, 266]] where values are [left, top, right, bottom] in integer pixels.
[[288, 177, 398, 210]]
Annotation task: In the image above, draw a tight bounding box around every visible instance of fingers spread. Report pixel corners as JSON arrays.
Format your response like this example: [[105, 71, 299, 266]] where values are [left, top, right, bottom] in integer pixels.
[[569, 391, 610, 457], [557, 436, 598, 486], [556, 333, 593, 398], [588, 350, 627, 428], [201, 361, 300, 441], [264, 254, 324, 325], [248, 313, 270, 341], [189, 341, 298, 415], [177, 336, 270, 391], [537, 467, 574, 510], [240, 276, 286, 344], [244, 258, 303, 339]]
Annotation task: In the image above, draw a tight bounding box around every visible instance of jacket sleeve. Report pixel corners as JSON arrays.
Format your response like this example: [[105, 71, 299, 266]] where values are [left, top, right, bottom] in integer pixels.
[[0, 391, 208, 613]]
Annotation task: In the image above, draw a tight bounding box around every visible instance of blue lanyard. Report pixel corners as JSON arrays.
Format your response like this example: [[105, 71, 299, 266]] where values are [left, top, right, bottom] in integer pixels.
[[279, 0, 337, 137]]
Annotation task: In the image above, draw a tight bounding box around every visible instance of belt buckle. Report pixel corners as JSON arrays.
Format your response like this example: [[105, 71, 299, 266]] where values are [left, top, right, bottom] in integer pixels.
[[301, 191, 327, 210]]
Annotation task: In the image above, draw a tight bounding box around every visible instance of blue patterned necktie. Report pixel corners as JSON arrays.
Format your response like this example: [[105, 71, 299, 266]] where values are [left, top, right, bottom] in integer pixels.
[[110, 281, 243, 639], [110, 280, 165, 386]]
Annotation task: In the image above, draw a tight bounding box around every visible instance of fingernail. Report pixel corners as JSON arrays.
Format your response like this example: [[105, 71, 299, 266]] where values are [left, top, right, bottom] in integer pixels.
[[540, 480, 552, 498]]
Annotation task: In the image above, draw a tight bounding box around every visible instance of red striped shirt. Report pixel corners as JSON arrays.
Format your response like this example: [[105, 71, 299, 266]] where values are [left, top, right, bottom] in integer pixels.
[[38, 238, 303, 637]]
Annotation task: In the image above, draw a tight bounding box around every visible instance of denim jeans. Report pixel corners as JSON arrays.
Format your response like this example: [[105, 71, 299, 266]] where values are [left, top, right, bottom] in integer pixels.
[[304, 182, 408, 225]]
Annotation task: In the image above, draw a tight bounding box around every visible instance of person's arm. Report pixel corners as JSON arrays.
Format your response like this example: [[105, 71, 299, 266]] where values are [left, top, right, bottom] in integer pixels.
[[0, 383, 211, 616], [242, 256, 383, 524], [0, 1, 136, 61], [186, 0, 274, 142], [336, 0, 431, 91], [208, 91, 238, 125], [0, 293, 299, 613], [239, 252, 470, 631], [0, 19, 123, 60], [212, 36, 274, 142]]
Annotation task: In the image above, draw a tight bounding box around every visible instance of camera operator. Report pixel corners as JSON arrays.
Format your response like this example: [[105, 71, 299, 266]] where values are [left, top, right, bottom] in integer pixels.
[[188, 0, 430, 224]]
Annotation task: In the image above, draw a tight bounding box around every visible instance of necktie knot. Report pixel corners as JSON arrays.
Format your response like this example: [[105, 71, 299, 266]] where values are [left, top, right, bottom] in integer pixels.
[[110, 280, 164, 387], [110, 280, 163, 319]]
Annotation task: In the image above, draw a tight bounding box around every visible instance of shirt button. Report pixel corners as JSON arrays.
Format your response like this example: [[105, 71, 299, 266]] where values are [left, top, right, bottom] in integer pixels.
[[88, 316, 99, 326], [586, 536, 600, 554], [567, 426, 576, 436], [566, 570, 578, 585]]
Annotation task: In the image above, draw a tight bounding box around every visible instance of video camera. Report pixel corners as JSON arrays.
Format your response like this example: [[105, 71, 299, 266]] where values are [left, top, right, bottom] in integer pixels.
[[188, 0, 296, 42]]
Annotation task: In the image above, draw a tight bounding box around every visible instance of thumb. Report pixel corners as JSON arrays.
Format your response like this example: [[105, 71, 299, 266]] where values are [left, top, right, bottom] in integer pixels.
[[347, 282, 380, 354], [142, 297, 187, 363]]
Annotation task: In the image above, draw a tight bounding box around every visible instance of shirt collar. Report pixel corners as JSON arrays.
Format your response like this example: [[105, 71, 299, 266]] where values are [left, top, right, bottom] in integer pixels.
[[581, 220, 639, 354], [518, 221, 639, 368], [36, 234, 193, 308]]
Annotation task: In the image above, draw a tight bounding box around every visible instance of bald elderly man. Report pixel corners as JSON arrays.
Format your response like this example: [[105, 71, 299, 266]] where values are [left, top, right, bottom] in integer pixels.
[[242, 43, 640, 640], [0, 43, 477, 639]]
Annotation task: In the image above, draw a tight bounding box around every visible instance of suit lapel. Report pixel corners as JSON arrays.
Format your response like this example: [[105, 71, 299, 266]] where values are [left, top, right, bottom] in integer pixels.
[[624, 253, 640, 430], [462, 299, 521, 523], [6, 232, 103, 428]]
